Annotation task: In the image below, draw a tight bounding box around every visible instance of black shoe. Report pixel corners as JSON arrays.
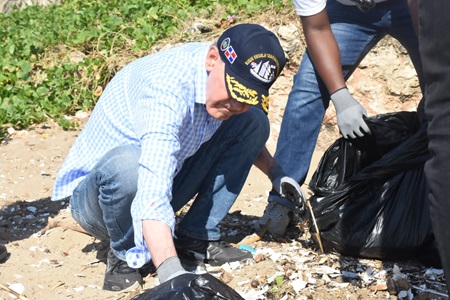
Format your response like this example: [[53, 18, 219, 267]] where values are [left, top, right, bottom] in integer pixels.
[[103, 250, 142, 291], [139, 260, 156, 278], [0, 244, 9, 263], [175, 238, 253, 266]]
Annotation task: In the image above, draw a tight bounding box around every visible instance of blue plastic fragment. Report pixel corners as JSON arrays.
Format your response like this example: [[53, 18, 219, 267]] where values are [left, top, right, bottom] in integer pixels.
[[238, 244, 256, 254]]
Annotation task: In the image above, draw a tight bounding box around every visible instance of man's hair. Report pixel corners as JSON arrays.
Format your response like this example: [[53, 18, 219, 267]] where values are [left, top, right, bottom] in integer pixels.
[[212, 40, 226, 63]]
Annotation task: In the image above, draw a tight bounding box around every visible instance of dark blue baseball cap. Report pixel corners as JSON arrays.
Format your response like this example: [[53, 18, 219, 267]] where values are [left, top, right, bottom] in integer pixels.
[[217, 24, 286, 114]]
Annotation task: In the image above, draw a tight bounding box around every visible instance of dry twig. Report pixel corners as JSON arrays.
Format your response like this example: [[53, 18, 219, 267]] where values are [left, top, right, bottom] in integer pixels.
[[0, 283, 28, 300]]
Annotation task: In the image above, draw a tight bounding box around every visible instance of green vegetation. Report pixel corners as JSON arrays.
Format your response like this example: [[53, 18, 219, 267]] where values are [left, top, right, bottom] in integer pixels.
[[0, 0, 293, 138]]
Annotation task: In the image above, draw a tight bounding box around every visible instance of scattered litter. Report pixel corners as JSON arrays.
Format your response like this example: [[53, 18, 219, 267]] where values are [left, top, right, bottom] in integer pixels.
[[360, 267, 375, 283], [238, 244, 256, 254], [73, 286, 85, 292], [238, 288, 267, 300], [341, 271, 359, 278], [26, 206, 37, 213], [290, 278, 308, 293], [398, 289, 414, 300], [221, 261, 242, 272], [0, 282, 27, 300], [237, 279, 251, 286], [411, 284, 449, 298], [267, 271, 284, 284], [9, 283, 25, 294]]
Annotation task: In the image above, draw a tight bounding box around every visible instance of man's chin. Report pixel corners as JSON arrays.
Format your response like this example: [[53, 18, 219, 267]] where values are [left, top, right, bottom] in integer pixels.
[[215, 114, 230, 121]]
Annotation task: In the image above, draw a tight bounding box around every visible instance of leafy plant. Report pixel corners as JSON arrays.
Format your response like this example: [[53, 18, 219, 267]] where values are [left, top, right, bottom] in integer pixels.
[[0, 0, 294, 139]]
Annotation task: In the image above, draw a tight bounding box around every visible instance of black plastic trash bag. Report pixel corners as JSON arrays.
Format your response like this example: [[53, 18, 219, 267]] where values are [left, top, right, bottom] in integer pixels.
[[132, 273, 244, 300], [308, 111, 440, 266]]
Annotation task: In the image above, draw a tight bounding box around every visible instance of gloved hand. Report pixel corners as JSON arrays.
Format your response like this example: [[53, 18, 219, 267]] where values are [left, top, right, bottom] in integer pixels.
[[268, 165, 306, 212], [156, 256, 190, 283], [330, 87, 371, 139]]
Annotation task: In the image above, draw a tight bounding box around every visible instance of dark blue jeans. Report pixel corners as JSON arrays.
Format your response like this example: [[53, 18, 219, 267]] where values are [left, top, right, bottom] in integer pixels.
[[70, 107, 269, 260]]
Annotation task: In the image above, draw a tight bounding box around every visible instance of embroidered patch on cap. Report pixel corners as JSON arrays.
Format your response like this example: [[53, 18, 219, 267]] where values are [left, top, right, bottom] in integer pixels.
[[220, 37, 231, 51], [250, 60, 277, 83], [224, 46, 237, 63]]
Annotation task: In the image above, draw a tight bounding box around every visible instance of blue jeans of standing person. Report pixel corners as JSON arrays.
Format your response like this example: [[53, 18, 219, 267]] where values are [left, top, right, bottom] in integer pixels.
[[70, 107, 269, 259], [419, 0, 450, 292], [271, 0, 424, 208]]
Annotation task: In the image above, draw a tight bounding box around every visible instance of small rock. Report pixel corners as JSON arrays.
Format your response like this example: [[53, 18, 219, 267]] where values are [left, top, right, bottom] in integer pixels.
[[251, 279, 261, 288], [396, 277, 412, 292], [220, 270, 233, 284], [369, 282, 388, 291], [386, 276, 398, 295], [254, 253, 267, 263]]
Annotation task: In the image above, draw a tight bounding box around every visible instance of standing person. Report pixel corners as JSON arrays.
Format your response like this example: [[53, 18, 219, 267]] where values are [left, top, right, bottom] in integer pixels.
[[255, 0, 425, 236], [51, 23, 289, 291], [418, 0, 450, 293]]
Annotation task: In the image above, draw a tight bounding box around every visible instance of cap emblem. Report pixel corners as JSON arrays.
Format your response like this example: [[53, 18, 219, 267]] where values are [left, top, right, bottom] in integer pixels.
[[250, 60, 277, 83], [220, 37, 231, 51], [224, 46, 237, 64]]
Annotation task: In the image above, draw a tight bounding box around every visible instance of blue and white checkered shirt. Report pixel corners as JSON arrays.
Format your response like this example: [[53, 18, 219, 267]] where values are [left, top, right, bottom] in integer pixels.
[[52, 42, 222, 268]]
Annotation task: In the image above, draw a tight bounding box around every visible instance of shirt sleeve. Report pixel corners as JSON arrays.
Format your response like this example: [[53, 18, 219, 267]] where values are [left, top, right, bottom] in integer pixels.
[[126, 83, 188, 268], [292, 0, 326, 16]]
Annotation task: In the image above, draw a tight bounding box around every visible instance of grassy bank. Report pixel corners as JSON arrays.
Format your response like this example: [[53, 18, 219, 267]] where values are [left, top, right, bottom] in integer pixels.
[[0, 0, 294, 138]]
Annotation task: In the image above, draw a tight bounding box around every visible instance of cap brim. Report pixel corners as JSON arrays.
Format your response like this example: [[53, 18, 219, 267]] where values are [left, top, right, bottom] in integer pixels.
[[224, 65, 270, 114]]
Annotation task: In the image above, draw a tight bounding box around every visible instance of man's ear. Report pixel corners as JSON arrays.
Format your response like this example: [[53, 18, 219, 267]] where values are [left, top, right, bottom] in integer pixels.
[[205, 46, 220, 72]]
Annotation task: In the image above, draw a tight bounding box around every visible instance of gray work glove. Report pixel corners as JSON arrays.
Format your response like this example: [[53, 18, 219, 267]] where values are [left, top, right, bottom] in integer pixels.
[[330, 87, 371, 139], [156, 256, 189, 283], [268, 165, 306, 212]]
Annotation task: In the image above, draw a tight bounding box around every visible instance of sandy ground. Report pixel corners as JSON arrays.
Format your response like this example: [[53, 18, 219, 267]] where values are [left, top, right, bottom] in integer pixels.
[[0, 106, 327, 300], [0, 68, 447, 300]]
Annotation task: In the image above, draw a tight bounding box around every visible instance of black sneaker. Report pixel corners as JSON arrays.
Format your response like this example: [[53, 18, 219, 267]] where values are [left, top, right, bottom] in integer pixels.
[[175, 238, 253, 266], [103, 250, 142, 291], [0, 244, 9, 263], [139, 260, 156, 278]]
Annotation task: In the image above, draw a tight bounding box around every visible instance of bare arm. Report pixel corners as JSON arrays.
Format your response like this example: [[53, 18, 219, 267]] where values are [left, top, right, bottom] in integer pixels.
[[142, 220, 177, 268], [300, 9, 346, 94], [254, 11, 344, 173], [253, 146, 278, 176], [301, 9, 371, 138]]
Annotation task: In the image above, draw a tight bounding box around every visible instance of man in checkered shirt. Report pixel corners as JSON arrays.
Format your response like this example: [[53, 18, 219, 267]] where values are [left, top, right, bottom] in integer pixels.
[[52, 23, 303, 291]]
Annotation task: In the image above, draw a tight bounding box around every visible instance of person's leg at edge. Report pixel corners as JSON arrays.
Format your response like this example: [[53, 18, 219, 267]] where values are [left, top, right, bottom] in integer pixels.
[[70, 145, 142, 291], [419, 0, 450, 292], [171, 107, 269, 265], [388, 0, 427, 122], [259, 1, 385, 235]]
